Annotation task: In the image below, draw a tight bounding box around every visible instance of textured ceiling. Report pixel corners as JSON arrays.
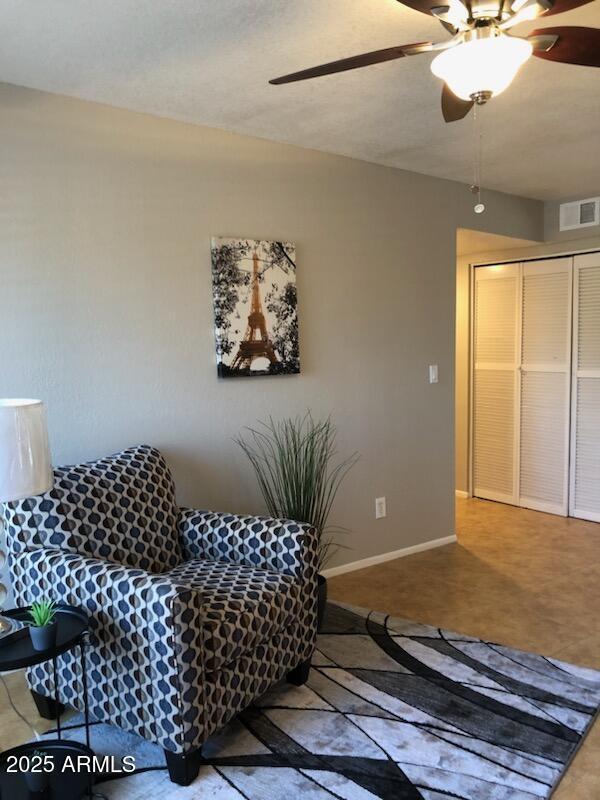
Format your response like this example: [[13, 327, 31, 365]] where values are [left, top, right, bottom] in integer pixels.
[[0, 0, 599, 200]]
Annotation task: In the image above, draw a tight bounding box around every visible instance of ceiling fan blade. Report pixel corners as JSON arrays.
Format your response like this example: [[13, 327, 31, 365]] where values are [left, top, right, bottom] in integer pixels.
[[396, 0, 468, 19], [500, 0, 552, 29], [269, 43, 431, 84], [396, 0, 440, 14], [529, 26, 600, 66], [542, 0, 595, 16], [441, 84, 474, 122]]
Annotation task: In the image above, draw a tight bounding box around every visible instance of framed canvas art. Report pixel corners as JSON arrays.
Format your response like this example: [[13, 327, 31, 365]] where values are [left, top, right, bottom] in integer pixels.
[[211, 237, 300, 378]]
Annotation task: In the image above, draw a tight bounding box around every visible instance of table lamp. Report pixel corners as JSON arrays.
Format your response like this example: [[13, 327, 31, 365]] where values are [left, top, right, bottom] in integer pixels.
[[0, 399, 53, 624]]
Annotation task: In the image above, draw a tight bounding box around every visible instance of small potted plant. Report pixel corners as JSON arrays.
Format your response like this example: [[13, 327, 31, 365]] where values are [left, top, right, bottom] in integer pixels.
[[24, 748, 50, 793], [237, 413, 359, 630], [28, 598, 58, 652]]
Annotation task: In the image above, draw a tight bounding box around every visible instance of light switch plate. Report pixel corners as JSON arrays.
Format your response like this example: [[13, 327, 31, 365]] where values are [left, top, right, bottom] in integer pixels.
[[375, 497, 386, 519], [429, 364, 439, 384]]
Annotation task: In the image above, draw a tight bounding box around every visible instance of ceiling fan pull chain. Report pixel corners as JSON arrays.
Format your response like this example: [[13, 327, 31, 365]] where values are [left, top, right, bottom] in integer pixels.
[[471, 103, 485, 214]]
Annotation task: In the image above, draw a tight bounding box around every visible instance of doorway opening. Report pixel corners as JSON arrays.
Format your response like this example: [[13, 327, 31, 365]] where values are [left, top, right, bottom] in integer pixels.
[[455, 229, 600, 527]]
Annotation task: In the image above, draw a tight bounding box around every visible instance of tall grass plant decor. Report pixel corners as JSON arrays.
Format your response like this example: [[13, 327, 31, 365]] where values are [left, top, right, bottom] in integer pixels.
[[236, 414, 359, 570]]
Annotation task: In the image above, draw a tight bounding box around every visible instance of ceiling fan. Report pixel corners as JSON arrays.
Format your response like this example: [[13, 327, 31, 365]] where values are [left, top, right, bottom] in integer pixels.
[[269, 0, 600, 122]]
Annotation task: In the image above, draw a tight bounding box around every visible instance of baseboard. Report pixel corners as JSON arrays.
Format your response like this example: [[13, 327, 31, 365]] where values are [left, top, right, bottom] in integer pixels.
[[455, 490, 470, 499], [321, 534, 458, 579]]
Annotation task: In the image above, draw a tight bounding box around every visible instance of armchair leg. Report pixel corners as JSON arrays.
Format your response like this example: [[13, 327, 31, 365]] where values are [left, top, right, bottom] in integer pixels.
[[164, 748, 203, 786], [31, 690, 65, 720], [286, 658, 311, 686]]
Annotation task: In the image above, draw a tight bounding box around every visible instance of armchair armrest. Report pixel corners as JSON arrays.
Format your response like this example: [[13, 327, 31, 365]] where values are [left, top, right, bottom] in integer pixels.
[[12, 546, 203, 617], [11, 547, 206, 751], [178, 508, 319, 581]]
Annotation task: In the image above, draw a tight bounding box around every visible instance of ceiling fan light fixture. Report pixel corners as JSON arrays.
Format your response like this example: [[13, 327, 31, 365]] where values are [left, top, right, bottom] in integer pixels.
[[509, 4, 542, 21], [431, 33, 533, 101]]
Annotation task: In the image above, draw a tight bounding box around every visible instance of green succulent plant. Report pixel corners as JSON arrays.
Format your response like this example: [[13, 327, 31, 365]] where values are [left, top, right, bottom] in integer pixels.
[[28, 599, 57, 628]]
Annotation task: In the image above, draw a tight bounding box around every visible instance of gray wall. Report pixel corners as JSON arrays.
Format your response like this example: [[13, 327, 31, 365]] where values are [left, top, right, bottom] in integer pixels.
[[0, 82, 543, 601]]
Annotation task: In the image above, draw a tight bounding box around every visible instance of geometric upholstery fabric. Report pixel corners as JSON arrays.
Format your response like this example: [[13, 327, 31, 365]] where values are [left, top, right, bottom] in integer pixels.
[[3, 445, 182, 573], [167, 558, 302, 672], [4, 446, 319, 757], [178, 507, 312, 580], [13, 546, 204, 752]]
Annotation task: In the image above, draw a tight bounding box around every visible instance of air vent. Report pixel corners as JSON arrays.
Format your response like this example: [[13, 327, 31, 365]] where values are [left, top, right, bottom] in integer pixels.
[[559, 197, 600, 231]]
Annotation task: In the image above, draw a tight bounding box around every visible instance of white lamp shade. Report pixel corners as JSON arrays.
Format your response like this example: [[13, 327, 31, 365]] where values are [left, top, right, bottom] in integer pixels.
[[431, 35, 533, 101], [0, 399, 53, 502]]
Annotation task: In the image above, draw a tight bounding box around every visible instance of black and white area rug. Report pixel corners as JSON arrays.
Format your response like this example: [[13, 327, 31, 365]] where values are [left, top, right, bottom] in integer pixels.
[[42, 601, 600, 799]]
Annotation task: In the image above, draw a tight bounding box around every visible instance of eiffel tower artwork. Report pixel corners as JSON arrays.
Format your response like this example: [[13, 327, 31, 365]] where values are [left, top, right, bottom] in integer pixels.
[[231, 251, 279, 371], [211, 237, 300, 378]]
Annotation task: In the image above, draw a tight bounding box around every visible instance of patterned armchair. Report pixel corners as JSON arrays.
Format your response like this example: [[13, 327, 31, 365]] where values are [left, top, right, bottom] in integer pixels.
[[2, 445, 319, 785]]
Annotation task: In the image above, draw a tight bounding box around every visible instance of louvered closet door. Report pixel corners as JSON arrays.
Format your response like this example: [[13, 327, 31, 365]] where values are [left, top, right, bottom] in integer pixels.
[[570, 253, 600, 522], [473, 264, 520, 504], [519, 258, 572, 516]]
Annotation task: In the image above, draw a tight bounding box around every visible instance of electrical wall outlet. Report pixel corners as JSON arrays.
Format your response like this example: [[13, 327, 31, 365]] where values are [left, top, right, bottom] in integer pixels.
[[375, 497, 386, 519]]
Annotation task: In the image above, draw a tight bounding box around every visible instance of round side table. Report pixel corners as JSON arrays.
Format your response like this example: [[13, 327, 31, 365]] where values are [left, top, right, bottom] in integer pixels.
[[0, 604, 95, 799]]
